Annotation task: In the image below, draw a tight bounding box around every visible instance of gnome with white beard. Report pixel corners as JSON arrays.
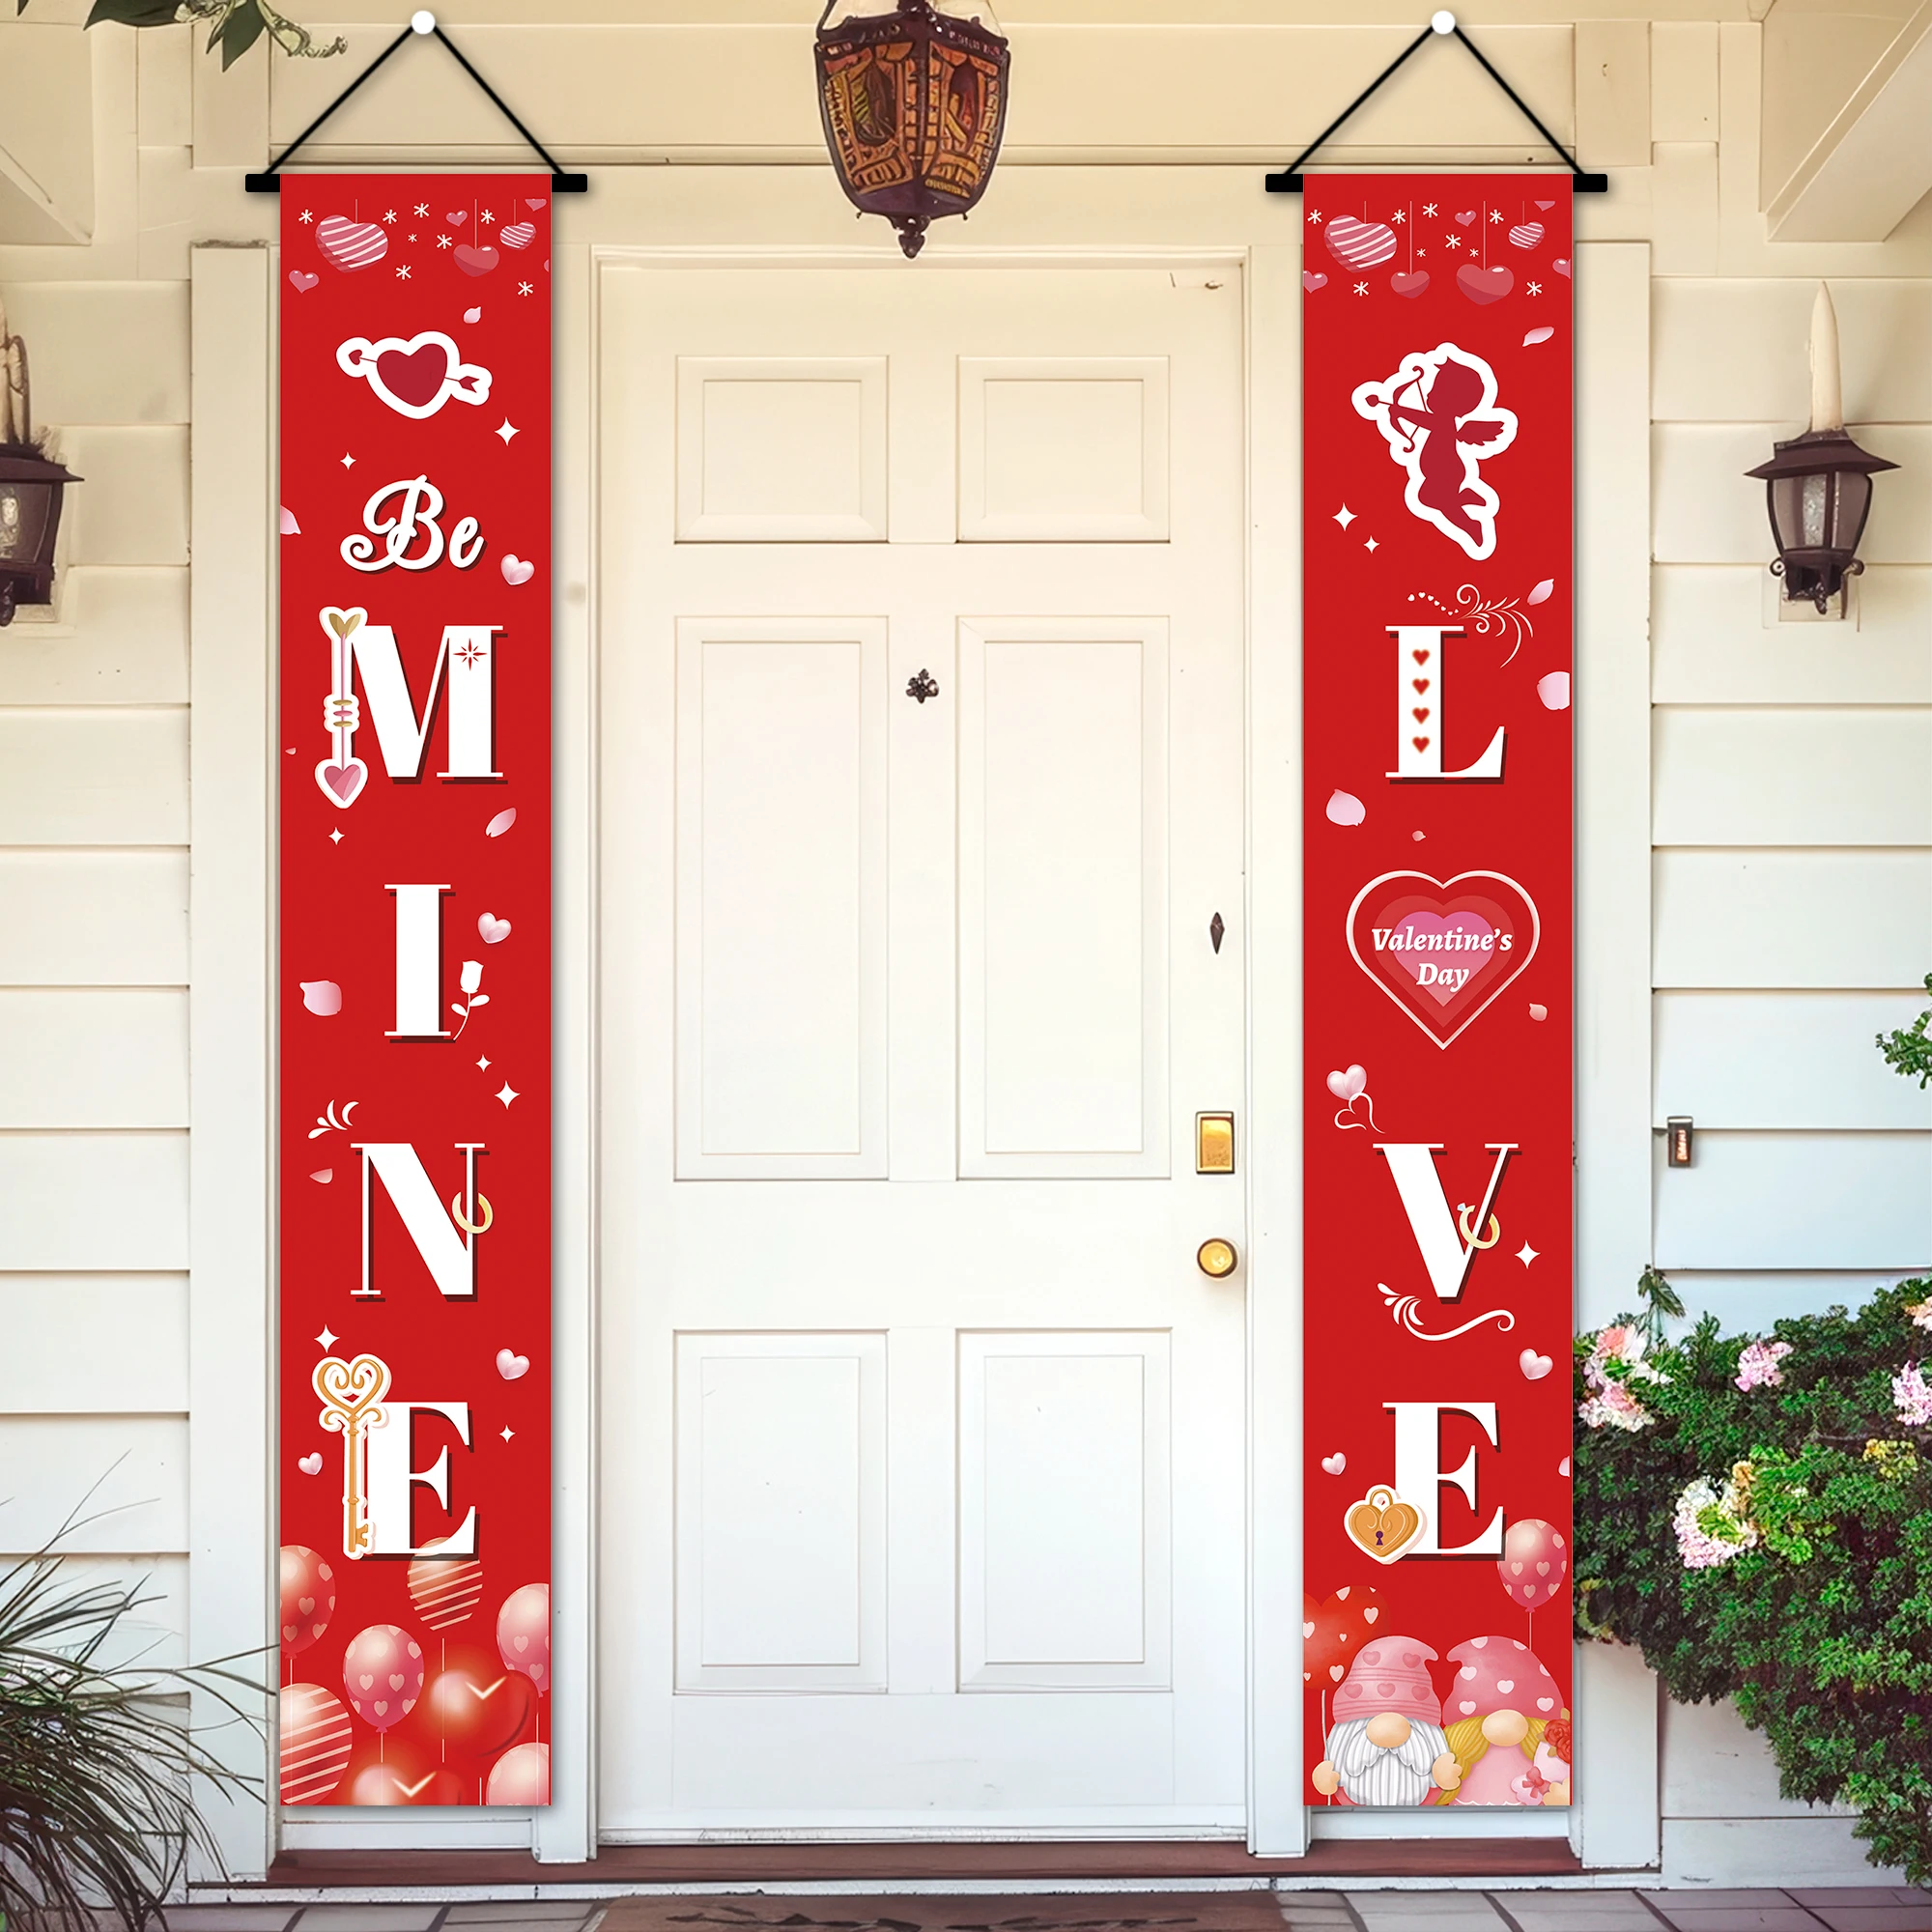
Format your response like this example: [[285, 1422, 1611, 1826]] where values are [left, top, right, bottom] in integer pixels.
[[1310, 1634, 1462, 1806]]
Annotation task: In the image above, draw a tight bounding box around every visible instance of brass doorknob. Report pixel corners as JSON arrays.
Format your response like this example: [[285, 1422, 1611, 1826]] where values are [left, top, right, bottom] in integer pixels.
[[1197, 1237, 1238, 1279]]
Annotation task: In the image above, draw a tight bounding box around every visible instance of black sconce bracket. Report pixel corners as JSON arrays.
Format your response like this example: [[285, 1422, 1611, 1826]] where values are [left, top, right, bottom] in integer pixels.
[[245, 18, 587, 194], [1264, 17, 1608, 196]]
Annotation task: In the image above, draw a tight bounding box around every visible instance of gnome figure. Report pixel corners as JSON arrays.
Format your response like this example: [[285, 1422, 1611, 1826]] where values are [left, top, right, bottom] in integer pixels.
[[1436, 1636, 1569, 1805], [1311, 1634, 1461, 1806]]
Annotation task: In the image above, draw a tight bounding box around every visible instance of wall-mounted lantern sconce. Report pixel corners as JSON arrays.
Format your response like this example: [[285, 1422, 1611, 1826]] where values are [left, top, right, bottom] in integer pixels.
[[814, 0, 1010, 258], [0, 301, 81, 627], [1745, 284, 1894, 616]]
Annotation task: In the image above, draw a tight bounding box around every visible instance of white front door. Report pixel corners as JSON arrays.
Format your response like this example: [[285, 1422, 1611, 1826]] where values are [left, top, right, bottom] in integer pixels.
[[597, 257, 1248, 1836]]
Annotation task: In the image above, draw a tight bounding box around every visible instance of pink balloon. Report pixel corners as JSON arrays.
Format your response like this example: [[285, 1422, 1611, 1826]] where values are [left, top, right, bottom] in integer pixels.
[[485, 1740, 550, 1804], [1496, 1518, 1569, 1611], [341, 1622, 426, 1732], [496, 1582, 550, 1692], [279, 1682, 352, 1805], [278, 1544, 336, 1656]]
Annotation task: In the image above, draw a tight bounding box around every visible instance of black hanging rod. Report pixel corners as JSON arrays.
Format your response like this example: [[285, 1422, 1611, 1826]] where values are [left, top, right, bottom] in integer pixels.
[[245, 12, 587, 193], [1265, 13, 1607, 194]]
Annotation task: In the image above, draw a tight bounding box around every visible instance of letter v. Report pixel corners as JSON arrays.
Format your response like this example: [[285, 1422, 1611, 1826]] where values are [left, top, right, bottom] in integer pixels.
[[1373, 1143, 1518, 1301]]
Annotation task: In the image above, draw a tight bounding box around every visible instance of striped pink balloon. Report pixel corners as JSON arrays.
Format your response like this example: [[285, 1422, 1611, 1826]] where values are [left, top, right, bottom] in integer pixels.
[[1323, 216, 1398, 270], [1507, 221, 1546, 251], [408, 1546, 485, 1631], [279, 1682, 352, 1805], [315, 215, 387, 272]]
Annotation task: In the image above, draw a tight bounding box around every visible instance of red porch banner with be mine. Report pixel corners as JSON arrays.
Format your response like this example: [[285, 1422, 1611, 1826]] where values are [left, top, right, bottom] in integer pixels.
[[276, 175, 552, 1809]]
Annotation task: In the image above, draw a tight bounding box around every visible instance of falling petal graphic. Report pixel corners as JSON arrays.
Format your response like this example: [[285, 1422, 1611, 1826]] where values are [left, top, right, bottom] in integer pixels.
[[486, 809, 517, 838], [1522, 327, 1555, 347], [1537, 671, 1572, 711], [1525, 578, 1555, 605], [1324, 789, 1366, 827], [281, 506, 301, 535]]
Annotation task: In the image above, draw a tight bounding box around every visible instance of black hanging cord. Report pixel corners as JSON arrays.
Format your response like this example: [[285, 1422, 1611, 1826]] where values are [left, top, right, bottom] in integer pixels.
[[1265, 19, 1607, 193], [245, 21, 587, 192]]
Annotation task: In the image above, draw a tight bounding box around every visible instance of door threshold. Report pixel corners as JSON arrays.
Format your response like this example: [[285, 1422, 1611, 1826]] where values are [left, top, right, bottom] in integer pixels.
[[259, 1838, 1583, 1890]]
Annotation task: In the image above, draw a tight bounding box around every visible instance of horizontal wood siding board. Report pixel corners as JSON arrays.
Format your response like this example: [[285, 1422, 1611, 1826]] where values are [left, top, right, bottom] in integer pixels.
[[1653, 1131, 1932, 1271], [0, 570, 191, 706], [0, 989, 188, 1127], [1662, 1817, 1902, 1888], [0, 1273, 188, 1409], [1652, 422, 1932, 565], [267, 23, 1575, 155], [0, 709, 189, 846], [61, 427, 190, 568], [1656, 990, 1932, 1129], [0, 282, 189, 425], [0, 851, 188, 984], [1663, 1695, 1856, 1819], [1652, 706, 1932, 846], [1652, 565, 1932, 705], [0, 1134, 188, 1270], [1667, 1270, 1918, 1326], [1652, 278, 1932, 425], [0, 1414, 187, 1554], [10, 1553, 190, 1666], [1654, 850, 1932, 988]]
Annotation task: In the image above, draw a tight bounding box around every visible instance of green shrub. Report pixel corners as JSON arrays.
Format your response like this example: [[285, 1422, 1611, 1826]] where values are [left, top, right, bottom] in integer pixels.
[[1574, 1273, 1932, 1882]]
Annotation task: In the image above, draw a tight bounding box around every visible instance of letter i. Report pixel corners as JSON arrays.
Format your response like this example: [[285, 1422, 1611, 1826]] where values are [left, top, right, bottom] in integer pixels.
[[387, 884, 452, 1038]]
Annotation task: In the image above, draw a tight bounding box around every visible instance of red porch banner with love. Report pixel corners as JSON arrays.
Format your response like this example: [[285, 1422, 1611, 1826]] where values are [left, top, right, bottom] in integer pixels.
[[1301, 178, 1575, 1810], [277, 176, 552, 1808]]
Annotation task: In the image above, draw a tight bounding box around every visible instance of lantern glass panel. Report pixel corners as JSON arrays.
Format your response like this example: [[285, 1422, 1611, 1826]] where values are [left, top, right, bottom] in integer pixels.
[[0, 478, 54, 564]]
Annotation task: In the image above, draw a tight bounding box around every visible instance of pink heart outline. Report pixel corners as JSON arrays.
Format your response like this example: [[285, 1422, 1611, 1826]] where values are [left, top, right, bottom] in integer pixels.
[[1344, 868, 1541, 1050]]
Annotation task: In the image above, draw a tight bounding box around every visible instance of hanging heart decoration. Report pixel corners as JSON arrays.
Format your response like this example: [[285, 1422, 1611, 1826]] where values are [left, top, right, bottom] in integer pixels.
[[315, 216, 388, 272], [1507, 221, 1546, 250], [1324, 215, 1399, 270]]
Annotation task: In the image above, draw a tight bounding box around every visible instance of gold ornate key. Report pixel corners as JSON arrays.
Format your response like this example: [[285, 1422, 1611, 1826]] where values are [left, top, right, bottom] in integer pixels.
[[314, 1352, 391, 1558]]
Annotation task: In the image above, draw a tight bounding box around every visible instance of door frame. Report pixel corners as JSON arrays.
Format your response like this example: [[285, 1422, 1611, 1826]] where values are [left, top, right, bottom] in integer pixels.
[[187, 174, 1655, 1876]]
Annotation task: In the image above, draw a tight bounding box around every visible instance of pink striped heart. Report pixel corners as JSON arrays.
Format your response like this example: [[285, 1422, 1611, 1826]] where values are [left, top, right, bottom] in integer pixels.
[[1508, 221, 1546, 250], [315, 216, 387, 272], [1324, 215, 1398, 270], [499, 220, 536, 250]]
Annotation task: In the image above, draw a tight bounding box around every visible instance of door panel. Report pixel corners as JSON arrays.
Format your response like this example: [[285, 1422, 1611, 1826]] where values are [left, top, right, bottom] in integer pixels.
[[958, 619, 1169, 1176], [600, 260, 1246, 1835]]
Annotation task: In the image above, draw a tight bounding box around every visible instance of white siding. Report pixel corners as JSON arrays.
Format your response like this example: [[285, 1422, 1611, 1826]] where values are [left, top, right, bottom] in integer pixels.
[[1646, 54, 1932, 1882], [0, 132, 194, 1696]]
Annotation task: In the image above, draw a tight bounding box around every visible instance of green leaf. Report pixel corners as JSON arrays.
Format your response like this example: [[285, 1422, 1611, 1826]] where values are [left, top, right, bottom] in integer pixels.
[[218, 0, 266, 65]]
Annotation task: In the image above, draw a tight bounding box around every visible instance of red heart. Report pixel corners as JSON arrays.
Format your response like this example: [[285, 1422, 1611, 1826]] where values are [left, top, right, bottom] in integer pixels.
[[425, 1653, 537, 1758], [1411, 736, 1430, 752], [1455, 209, 1477, 226], [1412, 707, 1431, 723], [1457, 264, 1515, 304], [446, 211, 469, 226], [1347, 869, 1541, 1047], [1389, 270, 1430, 298], [454, 243, 499, 277], [1413, 679, 1430, 693], [1411, 649, 1429, 664], [375, 342, 451, 411]]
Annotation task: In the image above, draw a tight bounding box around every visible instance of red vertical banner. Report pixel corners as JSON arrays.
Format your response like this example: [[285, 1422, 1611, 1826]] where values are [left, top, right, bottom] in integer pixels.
[[1301, 178, 1574, 1810], [276, 176, 552, 1808]]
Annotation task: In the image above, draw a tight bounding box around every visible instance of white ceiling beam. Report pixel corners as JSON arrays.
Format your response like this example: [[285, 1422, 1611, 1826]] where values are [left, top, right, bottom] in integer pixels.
[[1767, 0, 1932, 242]]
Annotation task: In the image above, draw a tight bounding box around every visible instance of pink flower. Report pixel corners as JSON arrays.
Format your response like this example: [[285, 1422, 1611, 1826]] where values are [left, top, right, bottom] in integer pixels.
[[1578, 1380, 1651, 1433], [1906, 1298, 1932, 1333], [1893, 1362, 1932, 1428], [1735, 1340, 1792, 1392]]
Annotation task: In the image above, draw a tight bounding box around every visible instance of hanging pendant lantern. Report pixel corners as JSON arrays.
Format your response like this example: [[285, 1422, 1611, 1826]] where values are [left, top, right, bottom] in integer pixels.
[[0, 302, 81, 628], [814, 0, 1010, 259]]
